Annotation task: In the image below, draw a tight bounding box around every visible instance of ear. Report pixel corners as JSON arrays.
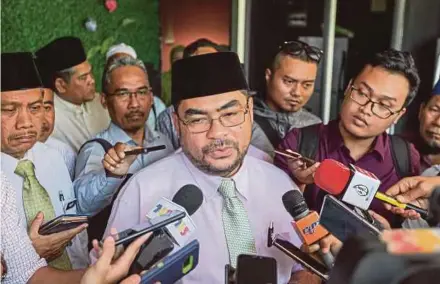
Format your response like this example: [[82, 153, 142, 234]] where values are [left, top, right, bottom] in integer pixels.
[[265, 68, 272, 84], [100, 93, 107, 109], [418, 102, 426, 121], [172, 110, 180, 138], [54, 77, 68, 94], [247, 96, 254, 123], [393, 107, 407, 124]]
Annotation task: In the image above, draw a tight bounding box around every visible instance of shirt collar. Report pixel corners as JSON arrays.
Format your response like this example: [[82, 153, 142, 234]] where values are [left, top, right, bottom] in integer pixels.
[[328, 119, 386, 162], [54, 93, 85, 112], [180, 151, 250, 201], [107, 122, 161, 145]]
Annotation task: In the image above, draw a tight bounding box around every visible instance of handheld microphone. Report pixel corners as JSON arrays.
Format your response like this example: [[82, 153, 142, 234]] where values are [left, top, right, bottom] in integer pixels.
[[282, 190, 335, 268], [314, 159, 428, 218], [147, 184, 203, 246]]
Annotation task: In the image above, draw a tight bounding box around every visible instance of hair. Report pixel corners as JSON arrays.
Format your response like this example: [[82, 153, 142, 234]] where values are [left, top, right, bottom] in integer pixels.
[[354, 49, 420, 107], [101, 56, 148, 95], [51, 66, 75, 91], [183, 38, 223, 58], [169, 45, 185, 62], [270, 49, 318, 72]]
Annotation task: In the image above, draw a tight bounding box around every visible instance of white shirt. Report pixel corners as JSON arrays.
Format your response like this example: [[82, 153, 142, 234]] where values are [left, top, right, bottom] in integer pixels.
[[45, 136, 77, 180], [1, 142, 89, 269], [105, 151, 303, 284], [1, 172, 47, 284], [52, 93, 110, 152]]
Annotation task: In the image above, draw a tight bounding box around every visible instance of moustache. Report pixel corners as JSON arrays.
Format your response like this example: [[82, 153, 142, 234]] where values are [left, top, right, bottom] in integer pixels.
[[9, 131, 38, 140], [202, 139, 238, 154], [125, 111, 145, 119]]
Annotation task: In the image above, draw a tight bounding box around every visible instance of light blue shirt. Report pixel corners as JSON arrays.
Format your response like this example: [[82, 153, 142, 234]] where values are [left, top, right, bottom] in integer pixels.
[[147, 96, 167, 131], [74, 122, 174, 215]]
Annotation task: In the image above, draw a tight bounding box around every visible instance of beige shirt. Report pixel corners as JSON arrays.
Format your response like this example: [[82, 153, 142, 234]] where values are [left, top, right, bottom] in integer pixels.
[[52, 93, 110, 152]]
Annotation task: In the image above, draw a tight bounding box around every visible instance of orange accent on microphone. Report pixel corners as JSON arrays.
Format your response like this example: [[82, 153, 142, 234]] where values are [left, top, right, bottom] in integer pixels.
[[292, 211, 329, 245]]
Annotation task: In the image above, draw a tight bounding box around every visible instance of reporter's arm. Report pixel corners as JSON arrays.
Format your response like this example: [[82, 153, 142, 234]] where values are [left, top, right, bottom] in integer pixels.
[[28, 267, 85, 284]]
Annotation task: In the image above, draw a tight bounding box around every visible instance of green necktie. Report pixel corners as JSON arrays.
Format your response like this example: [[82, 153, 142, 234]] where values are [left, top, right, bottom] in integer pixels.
[[15, 159, 72, 270], [218, 179, 256, 268]]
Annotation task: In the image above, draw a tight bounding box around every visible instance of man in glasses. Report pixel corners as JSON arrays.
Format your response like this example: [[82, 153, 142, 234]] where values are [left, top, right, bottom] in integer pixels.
[[74, 56, 173, 216], [253, 41, 323, 147], [274, 49, 421, 225], [104, 52, 321, 283]]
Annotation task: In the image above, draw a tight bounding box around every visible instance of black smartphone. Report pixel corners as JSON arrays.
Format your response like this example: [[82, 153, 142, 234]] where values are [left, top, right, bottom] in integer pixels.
[[236, 254, 277, 284], [319, 195, 381, 242], [112, 210, 185, 247], [272, 237, 329, 281], [39, 214, 88, 235]]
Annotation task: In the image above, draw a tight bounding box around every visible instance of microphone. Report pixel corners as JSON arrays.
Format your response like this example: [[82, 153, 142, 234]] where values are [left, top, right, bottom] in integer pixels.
[[282, 190, 335, 268], [147, 184, 203, 246], [314, 159, 428, 217]]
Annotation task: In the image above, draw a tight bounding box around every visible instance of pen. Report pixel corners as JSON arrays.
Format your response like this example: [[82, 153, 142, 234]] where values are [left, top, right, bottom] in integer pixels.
[[124, 145, 166, 156]]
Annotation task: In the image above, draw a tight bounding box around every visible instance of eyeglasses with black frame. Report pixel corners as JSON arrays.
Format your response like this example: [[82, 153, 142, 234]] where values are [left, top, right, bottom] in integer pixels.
[[107, 86, 152, 101], [279, 40, 324, 63], [177, 96, 251, 134], [349, 85, 403, 119]]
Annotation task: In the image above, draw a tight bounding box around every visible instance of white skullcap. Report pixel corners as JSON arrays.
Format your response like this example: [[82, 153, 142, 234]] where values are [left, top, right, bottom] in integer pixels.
[[106, 43, 137, 60]]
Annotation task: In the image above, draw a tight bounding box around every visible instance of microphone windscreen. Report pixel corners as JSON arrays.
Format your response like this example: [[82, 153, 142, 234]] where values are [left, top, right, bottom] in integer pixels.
[[172, 184, 203, 216], [282, 190, 309, 220], [314, 159, 351, 195]]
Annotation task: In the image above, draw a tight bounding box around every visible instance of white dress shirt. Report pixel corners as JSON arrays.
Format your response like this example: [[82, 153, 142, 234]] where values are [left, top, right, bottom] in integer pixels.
[[45, 136, 77, 180], [1, 142, 89, 269], [105, 151, 303, 284], [1, 172, 47, 284], [52, 94, 110, 152]]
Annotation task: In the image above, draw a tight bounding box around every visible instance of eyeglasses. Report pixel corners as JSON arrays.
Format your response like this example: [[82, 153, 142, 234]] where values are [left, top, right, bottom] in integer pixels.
[[349, 85, 403, 119], [280, 41, 323, 62], [107, 87, 152, 101], [177, 108, 249, 134]]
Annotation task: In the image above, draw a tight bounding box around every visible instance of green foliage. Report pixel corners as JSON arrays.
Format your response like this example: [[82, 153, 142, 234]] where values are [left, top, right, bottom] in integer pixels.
[[1, 0, 159, 91]]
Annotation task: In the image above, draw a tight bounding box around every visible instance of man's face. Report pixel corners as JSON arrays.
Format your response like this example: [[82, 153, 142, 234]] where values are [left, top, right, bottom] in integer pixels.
[[1, 88, 44, 158], [39, 89, 55, 142], [419, 96, 440, 149], [103, 65, 152, 133], [265, 56, 318, 112], [340, 65, 409, 139], [59, 61, 96, 104], [174, 91, 253, 177]]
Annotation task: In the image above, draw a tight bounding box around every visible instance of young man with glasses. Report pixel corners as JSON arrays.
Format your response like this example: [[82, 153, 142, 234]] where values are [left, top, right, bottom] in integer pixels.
[[274, 49, 421, 225], [253, 41, 323, 147], [103, 52, 321, 284], [74, 56, 173, 216]]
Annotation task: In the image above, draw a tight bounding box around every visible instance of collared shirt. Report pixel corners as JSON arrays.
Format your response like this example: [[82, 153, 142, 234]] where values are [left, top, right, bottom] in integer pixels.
[[74, 122, 174, 215], [274, 120, 421, 223], [45, 136, 77, 180], [156, 105, 275, 157], [104, 151, 304, 284], [52, 94, 110, 152], [1, 142, 89, 269], [147, 96, 167, 131], [0, 172, 47, 284]]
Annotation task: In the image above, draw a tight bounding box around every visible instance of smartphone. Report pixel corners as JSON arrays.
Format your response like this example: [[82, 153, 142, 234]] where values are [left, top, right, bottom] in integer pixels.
[[273, 149, 315, 167], [129, 229, 175, 274], [112, 210, 185, 247], [39, 214, 88, 235], [236, 254, 277, 284], [140, 239, 200, 284], [272, 237, 329, 281], [319, 195, 381, 242]]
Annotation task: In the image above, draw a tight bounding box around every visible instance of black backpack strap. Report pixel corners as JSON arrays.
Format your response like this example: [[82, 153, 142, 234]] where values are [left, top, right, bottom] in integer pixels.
[[389, 135, 412, 178], [297, 124, 320, 160], [78, 138, 113, 154], [253, 115, 282, 148]]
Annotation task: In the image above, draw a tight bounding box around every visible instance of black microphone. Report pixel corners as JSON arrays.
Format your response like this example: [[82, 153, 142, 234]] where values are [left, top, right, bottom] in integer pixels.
[[172, 184, 204, 216], [282, 190, 335, 268]]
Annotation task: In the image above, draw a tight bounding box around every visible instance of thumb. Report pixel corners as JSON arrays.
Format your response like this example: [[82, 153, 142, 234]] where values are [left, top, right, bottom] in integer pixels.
[[28, 212, 44, 237], [96, 236, 116, 268], [120, 275, 141, 284]]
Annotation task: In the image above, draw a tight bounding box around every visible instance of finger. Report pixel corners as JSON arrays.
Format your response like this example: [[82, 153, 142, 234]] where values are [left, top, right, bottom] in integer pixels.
[[303, 243, 320, 254], [103, 160, 117, 172], [288, 159, 304, 170], [368, 210, 391, 230], [28, 212, 44, 238], [113, 232, 151, 267], [96, 236, 116, 269], [114, 143, 127, 160], [103, 152, 119, 168], [396, 186, 426, 204], [92, 239, 104, 257], [384, 203, 392, 210], [385, 177, 419, 197], [297, 162, 319, 178], [107, 149, 122, 164], [52, 223, 88, 243], [120, 275, 141, 284]]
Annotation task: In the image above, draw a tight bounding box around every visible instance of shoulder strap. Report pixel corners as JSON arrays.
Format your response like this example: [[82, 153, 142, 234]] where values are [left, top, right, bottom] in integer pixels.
[[253, 115, 282, 147], [78, 138, 113, 154], [298, 124, 320, 160], [389, 135, 412, 178]]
